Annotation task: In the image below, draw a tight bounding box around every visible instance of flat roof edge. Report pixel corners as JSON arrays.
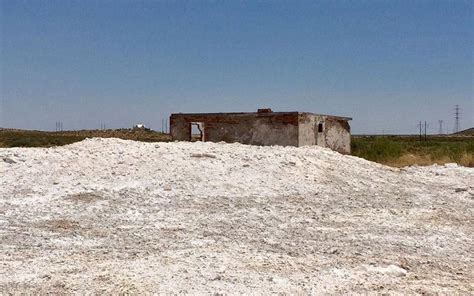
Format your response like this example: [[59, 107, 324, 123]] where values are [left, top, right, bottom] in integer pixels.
[[171, 111, 352, 121], [299, 112, 353, 121]]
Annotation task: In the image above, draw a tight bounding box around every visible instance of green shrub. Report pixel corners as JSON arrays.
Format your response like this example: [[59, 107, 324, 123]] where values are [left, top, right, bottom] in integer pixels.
[[351, 137, 402, 162], [352, 136, 474, 166]]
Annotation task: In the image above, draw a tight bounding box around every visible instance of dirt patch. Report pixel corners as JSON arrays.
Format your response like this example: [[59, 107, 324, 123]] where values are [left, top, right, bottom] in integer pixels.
[[35, 219, 81, 234], [67, 192, 104, 203]]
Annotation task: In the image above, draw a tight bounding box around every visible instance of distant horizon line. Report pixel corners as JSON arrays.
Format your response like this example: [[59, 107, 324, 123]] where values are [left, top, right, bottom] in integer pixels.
[[1, 126, 472, 137]]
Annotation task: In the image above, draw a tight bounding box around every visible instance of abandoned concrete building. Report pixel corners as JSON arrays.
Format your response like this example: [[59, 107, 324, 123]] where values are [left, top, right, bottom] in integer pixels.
[[170, 109, 352, 154]]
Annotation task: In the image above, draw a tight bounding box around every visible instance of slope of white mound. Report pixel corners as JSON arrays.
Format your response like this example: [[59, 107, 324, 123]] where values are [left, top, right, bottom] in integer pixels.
[[1, 138, 473, 294]]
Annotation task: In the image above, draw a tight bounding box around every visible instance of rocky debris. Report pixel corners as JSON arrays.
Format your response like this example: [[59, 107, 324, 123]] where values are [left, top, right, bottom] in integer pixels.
[[3, 157, 16, 164]]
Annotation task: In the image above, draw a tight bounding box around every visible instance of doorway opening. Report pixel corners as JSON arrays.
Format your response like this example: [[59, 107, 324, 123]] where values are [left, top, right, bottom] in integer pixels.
[[190, 122, 205, 142]]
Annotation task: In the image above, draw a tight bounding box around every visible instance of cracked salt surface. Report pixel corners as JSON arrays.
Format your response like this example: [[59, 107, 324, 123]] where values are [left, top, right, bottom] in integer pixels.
[[1, 138, 473, 294]]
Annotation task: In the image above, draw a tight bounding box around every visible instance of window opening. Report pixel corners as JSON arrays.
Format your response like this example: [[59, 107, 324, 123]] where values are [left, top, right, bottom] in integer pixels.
[[318, 123, 324, 133]]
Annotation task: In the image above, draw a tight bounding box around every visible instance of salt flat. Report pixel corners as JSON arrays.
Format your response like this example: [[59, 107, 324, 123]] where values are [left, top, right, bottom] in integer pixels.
[[1, 138, 473, 294]]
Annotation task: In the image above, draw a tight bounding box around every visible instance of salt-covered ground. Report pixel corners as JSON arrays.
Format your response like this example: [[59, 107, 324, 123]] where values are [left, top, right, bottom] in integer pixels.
[[0, 138, 473, 294]]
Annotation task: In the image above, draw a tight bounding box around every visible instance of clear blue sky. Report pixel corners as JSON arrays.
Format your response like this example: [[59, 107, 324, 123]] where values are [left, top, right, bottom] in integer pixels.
[[1, 0, 472, 134]]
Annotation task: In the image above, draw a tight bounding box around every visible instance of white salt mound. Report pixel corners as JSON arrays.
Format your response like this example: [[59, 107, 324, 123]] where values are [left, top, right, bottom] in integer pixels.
[[0, 138, 473, 294]]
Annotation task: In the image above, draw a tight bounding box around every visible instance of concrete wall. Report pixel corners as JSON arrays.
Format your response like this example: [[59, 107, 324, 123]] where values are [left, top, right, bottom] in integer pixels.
[[298, 114, 324, 146], [170, 113, 299, 146], [298, 114, 351, 154], [322, 118, 351, 154], [171, 112, 351, 153]]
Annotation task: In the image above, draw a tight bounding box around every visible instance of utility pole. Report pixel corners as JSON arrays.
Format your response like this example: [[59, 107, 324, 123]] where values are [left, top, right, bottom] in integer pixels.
[[56, 121, 63, 131], [424, 121, 427, 141], [454, 105, 460, 133], [418, 121, 422, 141], [438, 120, 443, 135]]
